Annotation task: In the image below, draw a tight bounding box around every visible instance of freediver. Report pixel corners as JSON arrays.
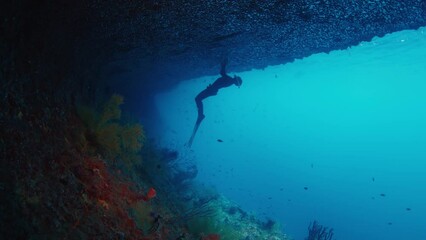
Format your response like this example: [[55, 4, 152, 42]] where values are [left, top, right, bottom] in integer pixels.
[[187, 59, 243, 147]]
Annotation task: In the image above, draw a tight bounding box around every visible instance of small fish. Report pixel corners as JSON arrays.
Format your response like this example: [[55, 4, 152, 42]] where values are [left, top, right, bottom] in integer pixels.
[[406, 208, 411, 211], [311, 163, 313, 168], [217, 139, 223, 142], [387, 222, 393, 225], [380, 193, 386, 197], [268, 197, 272, 200], [304, 187, 308, 190], [372, 177, 375, 182]]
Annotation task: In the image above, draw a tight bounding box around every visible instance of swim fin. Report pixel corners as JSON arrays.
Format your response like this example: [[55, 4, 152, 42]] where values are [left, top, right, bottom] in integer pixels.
[[187, 115, 204, 147]]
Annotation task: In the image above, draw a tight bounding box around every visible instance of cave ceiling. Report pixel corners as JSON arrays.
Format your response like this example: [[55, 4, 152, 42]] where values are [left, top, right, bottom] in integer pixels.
[[94, 0, 426, 93], [3, 1, 425, 97]]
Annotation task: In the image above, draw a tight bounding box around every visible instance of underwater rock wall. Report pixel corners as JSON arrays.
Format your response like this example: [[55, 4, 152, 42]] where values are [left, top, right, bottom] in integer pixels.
[[2, 1, 425, 96], [98, 0, 426, 93]]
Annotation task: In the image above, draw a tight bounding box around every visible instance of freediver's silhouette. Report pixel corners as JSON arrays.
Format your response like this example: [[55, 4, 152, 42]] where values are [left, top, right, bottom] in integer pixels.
[[187, 59, 243, 147]]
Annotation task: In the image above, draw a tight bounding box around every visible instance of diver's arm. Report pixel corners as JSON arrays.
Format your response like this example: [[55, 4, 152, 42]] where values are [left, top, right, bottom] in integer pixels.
[[220, 58, 228, 77]]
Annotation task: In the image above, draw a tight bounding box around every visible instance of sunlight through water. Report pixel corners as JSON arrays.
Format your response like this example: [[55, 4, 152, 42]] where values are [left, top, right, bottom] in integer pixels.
[[155, 26, 426, 240]]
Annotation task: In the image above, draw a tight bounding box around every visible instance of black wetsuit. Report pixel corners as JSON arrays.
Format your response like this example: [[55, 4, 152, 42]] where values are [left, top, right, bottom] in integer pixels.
[[195, 64, 237, 120], [187, 61, 241, 147]]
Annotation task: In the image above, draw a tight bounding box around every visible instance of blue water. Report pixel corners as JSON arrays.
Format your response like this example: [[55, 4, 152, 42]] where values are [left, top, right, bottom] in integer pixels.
[[154, 27, 426, 240]]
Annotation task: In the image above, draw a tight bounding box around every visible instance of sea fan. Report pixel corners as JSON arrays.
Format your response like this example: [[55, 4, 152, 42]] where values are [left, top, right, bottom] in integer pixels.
[[77, 94, 145, 166]]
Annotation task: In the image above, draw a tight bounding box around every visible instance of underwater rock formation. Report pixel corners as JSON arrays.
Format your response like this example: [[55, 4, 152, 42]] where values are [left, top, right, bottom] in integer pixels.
[[96, 0, 426, 95], [2, 1, 426, 108]]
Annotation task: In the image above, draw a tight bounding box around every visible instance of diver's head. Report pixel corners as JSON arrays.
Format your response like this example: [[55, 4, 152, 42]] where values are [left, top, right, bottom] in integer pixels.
[[234, 75, 243, 87]]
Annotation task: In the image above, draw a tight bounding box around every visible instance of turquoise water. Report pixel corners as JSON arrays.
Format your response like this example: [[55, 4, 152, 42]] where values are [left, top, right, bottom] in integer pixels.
[[155, 27, 426, 240]]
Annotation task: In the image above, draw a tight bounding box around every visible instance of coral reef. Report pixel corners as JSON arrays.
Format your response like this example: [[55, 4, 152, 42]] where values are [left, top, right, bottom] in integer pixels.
[[1, 88, 291, 239]]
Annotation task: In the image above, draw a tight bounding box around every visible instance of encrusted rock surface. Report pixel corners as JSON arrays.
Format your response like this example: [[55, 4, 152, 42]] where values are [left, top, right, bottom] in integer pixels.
[[94, 0, 426, 93], [2, 1, 426, 99]]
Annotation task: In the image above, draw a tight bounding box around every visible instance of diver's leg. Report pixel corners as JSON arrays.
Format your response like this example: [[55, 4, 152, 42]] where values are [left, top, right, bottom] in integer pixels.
[[195, 88, 214, 120], [188, 96, 205, 147], [195, 95, 205, 121], [220, 57, 228, 77], [187, 89, 213, 147]]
